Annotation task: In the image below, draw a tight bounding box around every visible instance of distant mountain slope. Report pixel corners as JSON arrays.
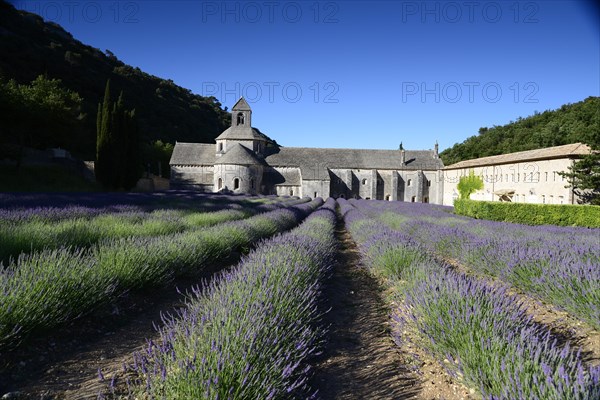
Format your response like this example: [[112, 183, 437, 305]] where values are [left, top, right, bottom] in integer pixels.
[[0, 0, 231, 159], [440, 97, 600, 166]]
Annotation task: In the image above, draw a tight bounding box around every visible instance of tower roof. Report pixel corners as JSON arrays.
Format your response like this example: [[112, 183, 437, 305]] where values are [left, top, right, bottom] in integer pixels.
[[232, 97, 251, 111], [214, 143, 266, 165], [216, 126, 267, 141]]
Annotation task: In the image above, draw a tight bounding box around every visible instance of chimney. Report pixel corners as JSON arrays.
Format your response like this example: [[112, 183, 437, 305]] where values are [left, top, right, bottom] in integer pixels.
[[434, 141, 439, 158], [400, 149, 406, 166]]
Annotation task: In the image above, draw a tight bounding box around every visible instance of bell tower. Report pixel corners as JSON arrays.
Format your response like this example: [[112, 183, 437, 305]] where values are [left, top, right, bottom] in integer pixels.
[[232, 97, 252, 129]]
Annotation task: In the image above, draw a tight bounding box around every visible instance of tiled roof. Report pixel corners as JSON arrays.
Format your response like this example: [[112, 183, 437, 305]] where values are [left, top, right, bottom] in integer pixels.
[[265, 147, 443, 180], [444, 143, 591, 169], [232, 97, 251, 111], [214, 144, 266, 166], [169, 143, 214, 166], [267, 168, 302, 186], [216, 126, 266, 141], [170, 143, 444, 181]]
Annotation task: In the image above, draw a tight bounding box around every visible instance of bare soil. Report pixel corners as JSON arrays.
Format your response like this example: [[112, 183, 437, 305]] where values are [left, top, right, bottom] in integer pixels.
[[309, 222, 473, 400]]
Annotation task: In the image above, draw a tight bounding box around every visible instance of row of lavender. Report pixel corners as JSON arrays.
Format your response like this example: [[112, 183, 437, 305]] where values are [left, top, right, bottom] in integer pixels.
[[102, 199, 338, 399], [0, 196, 307, 263], [357, 200, 600, 330], [0, 198, 322, 351], [0, 191, 284, 212], [340, 199, 599, 400]]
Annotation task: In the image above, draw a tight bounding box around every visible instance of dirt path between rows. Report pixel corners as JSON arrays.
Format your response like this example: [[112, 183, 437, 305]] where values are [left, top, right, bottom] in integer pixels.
[[308, 222, 419, 399], [309, 219, 473, 400]]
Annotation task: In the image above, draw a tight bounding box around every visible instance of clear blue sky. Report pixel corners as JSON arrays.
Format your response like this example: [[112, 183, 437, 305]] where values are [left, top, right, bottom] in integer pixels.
[[11, 0, 600, 152]]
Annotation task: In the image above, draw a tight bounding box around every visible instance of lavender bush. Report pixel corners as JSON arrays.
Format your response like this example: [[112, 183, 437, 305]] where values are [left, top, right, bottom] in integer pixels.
[[0, 199, 321, 350], [353, 200, 600, 329], [120, 199, 337, 399], [340, 199, 600, 400]]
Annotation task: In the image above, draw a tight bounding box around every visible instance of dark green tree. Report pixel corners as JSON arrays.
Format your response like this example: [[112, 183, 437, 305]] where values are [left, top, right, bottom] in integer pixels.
[[0, 75, 83, 169], [95, 80, 141, 190], [560, 131, 600, 205]]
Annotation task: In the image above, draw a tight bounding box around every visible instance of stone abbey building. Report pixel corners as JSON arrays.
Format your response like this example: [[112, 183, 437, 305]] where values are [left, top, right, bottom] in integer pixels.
[[170, 98, 445, 202], [170, 98, 591, 205]]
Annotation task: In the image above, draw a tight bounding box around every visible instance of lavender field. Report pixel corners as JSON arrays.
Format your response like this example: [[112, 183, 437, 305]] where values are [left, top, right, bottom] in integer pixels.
[[0, 193, 598, 399]]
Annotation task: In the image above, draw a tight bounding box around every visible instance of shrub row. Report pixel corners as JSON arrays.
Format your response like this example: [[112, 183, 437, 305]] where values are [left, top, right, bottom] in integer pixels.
[[362, 200, 600, 330], [116, 199, 337, 399], [0, 199, 322, 350], [0, 209, 251, 263], [0, 197, 309, 263], [454, 199, 600, 228], [340, 199, 600, 400]]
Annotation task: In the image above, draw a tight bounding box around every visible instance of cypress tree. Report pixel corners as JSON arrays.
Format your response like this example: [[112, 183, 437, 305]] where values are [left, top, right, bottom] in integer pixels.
[[95, 80, 142, 190], [95, 80, 112, 187]]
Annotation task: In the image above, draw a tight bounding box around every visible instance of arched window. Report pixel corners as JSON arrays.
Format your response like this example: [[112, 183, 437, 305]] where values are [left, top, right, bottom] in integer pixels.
[[236, 112, 245, 125], [290, 189, 294, 196], [407, 179, 412, 187], [423, 197, 429, 203], [362, 179, 367, 185], [385, 195, 390, 201], [411, 196, 416, 202], [218, 178, 223, 190], [233, 178, 240, 190]]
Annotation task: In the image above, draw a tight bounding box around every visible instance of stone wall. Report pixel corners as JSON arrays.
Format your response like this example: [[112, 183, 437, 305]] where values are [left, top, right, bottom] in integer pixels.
[[442, 158, 576, 205]]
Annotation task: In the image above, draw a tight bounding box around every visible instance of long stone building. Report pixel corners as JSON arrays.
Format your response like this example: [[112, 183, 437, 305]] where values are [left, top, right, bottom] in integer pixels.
[[170, 97, 591, 205], [441, 143, 591, 206], [170, 98, 445, 202]]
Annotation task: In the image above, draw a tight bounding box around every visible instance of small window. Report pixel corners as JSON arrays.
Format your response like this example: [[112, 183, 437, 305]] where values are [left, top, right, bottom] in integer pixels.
[[385, 194, 390, 201], [233, 178, 240, 190], [407, 179, 412, 187], [290, 189, 294, 196], [362, 179, 367, 185], [545, 172, 548, 181], [218, 143, 223, 152], [314, 191, 318, 198], [250, 178, 255, 190], [549, 195, 554, 204], [423, 197, 429, 203], [340, 194, 345, 199], [542, 195, 546, 204], [218, 178, 223, 190], [553, 172, 556, 182], [411, 196, 416, 202], [366, 197, 370, 200], [536, 172, 540, 182], [559, 196, 564, 204], [236, 112, 245, 125], [427, 180, 431, 187]]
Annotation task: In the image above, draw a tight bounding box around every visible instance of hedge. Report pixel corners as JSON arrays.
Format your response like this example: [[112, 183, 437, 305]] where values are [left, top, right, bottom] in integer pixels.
[[453, 199, 600, 228]]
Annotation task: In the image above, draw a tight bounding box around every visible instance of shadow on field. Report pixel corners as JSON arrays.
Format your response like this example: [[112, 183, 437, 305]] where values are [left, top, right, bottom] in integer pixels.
[[309, 217, 421, 400]]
